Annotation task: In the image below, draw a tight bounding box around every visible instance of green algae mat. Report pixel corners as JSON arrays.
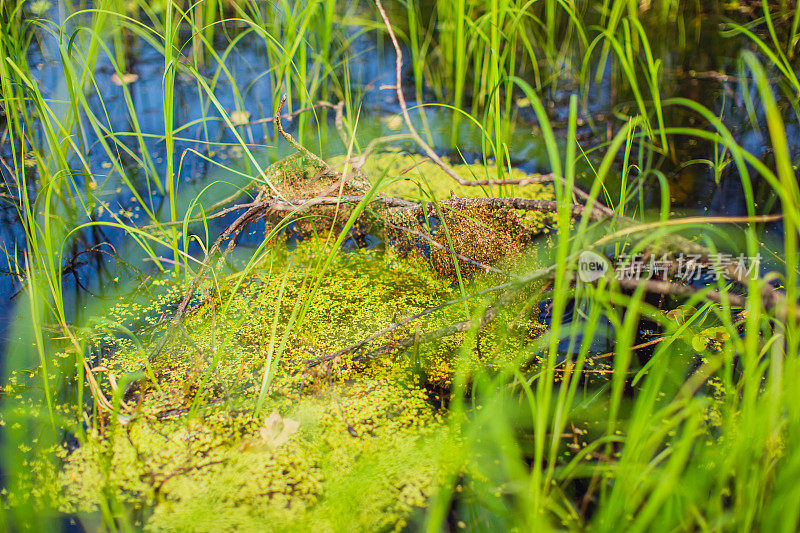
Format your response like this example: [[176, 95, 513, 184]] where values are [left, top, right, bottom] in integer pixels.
[[2, 149, 740, 532], [22, 151, 581, 531]]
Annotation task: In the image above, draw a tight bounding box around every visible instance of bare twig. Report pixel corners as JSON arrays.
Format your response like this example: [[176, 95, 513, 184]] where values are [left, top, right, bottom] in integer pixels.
[[139, 200, 262, 230], [274, 94, 332, 172], [302, 287, 508, 369], [374, 0, 558, 189], [593, 337, 666, 360], [247, 100, 340, 126], [614, 275, 797, 321], [352, 283, 525, 364], [598, 213, 784, 248]]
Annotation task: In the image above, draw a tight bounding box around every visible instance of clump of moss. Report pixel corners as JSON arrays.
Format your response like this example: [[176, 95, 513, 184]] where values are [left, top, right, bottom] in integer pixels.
[[387, 202, 548, 277], [357, 149, 558, 276]]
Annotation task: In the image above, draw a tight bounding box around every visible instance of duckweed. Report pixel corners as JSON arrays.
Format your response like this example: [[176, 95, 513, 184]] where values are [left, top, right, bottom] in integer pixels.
[[49, 234, 552, 531], [31, 153, 588, 530]]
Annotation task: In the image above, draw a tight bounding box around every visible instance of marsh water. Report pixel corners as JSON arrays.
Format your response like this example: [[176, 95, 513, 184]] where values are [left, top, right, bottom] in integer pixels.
[[1, 3, 797, 351]]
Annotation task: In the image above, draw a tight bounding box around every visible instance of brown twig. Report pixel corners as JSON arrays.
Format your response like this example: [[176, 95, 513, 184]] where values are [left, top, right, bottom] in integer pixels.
[[274, 94, 332, 172], [613, 275, 796, 321], [374, 0, 559, 189], [593, 337, 666, 360], [247, 100, 340, 126], [139, 200, 262, 230]]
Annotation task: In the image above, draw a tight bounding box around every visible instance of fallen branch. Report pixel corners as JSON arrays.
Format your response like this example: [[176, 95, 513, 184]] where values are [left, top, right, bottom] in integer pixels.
[[303, 249, 795, 373]]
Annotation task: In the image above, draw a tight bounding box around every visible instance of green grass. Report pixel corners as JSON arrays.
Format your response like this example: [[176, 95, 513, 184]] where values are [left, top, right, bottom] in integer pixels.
[[2, 0, 800, 530]]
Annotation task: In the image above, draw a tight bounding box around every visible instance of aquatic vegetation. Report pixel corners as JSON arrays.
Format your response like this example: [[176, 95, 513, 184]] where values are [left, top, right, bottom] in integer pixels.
[[47, 238, 552, 531], [2, 0, 800, 530]]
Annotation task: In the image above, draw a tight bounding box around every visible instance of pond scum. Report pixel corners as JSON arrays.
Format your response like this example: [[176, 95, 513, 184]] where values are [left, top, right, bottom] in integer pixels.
[[3, 154, 604, 530], [1, 148, 742, 531]]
